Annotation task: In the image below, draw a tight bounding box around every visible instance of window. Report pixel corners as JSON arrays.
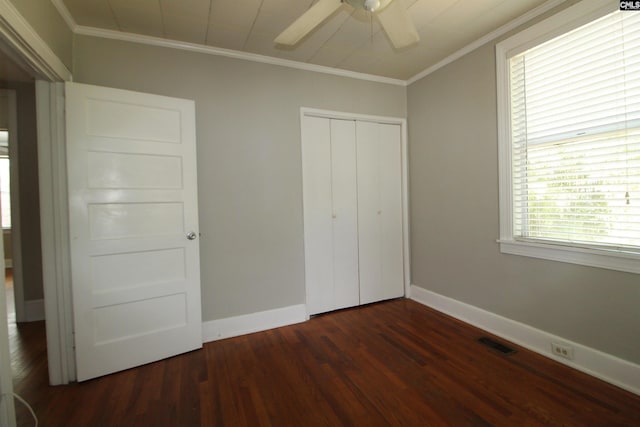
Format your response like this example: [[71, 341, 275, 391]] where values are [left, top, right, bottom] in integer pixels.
[[0, 130, 9, 229], [497, 1, 640, 273]]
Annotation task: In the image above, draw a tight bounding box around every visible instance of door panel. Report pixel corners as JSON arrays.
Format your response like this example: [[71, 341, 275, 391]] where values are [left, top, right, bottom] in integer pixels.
[[94, 293, 187, 344], [87, 152, 183, 189], [378, 123, 405, 300], [330, 119, 359, 310], [356, 121, 382, 304], [301, 116, 334, 315], [66, 82, 202, 381], [84, 98, 182, 143], [88, 202, 184, 240], [357, 121, 404, 305], [302, 117, 360, 315], [91, 248, 186, 292]]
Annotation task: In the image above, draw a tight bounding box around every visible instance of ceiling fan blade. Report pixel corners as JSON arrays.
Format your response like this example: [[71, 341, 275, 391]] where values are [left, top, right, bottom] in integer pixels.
[[376, 0, 419, 49], [275, 0, 343, 46]]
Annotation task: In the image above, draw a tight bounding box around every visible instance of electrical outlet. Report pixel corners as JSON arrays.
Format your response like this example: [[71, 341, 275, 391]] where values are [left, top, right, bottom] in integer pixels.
[[551, 342, 574, 360]]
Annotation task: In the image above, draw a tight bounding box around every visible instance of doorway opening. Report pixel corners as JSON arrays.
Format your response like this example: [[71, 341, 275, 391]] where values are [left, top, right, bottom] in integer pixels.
[[0, 49, 48, 426]]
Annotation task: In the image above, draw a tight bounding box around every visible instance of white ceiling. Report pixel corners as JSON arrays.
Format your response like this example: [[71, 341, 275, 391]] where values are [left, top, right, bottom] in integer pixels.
[[58, 0, 551, 81]]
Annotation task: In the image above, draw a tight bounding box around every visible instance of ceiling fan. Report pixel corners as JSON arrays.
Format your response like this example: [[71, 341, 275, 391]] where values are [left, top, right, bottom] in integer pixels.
[[275, 0, 420, 49]]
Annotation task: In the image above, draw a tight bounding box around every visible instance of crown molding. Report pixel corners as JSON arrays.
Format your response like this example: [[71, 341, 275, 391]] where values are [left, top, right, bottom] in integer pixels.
[[406, 0, 567, 85], [0, 0, 71, 81], [52, 0, 569, 87], [74, 26, 407, 87]]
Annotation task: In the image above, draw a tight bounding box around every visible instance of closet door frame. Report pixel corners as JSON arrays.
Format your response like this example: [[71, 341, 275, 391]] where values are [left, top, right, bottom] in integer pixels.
[[299, 107, 410, 312]]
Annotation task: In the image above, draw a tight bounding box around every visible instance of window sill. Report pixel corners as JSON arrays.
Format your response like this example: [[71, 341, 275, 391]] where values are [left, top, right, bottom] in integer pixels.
[[498, 239, 640, 275]]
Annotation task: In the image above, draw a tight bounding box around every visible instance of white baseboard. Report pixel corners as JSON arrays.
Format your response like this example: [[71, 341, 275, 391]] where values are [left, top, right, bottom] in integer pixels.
[[410, 285, 640, 396], [202, 304, 308, 343], [24, 298, 45, 322]]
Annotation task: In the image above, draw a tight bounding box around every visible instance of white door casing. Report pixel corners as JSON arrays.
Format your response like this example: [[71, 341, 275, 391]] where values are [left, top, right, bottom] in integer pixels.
[[66, 82, 202, 381]]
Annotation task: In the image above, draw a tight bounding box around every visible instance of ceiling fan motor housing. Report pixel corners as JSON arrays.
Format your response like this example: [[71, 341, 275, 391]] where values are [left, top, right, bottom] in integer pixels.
[[363, 0, 380, 11], [344, 0, 393, 12]]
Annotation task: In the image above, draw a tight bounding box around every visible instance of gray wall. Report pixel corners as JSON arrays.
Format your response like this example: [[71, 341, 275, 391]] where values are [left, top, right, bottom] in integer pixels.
[[8, 0, 72, 70], [407, 31, 640, 363], [13, 82, 43, 301], [72, 35, 407, 322]]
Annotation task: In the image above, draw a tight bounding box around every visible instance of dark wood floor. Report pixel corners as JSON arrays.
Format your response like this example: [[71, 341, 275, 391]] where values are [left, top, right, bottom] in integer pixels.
[[10, 299, 640, 426]]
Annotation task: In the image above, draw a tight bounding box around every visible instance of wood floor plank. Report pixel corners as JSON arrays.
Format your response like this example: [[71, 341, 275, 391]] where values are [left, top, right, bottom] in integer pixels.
[[10, 299, 640, 426]]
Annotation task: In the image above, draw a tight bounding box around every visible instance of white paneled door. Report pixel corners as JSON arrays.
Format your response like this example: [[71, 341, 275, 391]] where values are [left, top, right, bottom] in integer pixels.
[[66, 82, 202, 381]]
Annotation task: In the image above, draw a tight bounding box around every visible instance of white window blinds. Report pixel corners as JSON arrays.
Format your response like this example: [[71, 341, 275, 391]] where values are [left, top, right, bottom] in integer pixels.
[[509, 10, 640, 250]]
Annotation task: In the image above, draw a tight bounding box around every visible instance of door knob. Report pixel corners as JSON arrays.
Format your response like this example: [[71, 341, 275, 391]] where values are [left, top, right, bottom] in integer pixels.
[[186, 231, 197, 240]]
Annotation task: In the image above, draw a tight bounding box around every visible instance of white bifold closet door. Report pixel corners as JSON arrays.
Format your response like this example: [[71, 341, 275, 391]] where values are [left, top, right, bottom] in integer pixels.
[[302, 115, 404, 315], [302, 116, 360, 315], [356, 121, 404, 305]]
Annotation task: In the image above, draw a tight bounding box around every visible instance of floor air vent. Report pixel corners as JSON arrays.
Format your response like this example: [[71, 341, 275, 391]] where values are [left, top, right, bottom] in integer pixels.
[[477, 337, 517, 355]]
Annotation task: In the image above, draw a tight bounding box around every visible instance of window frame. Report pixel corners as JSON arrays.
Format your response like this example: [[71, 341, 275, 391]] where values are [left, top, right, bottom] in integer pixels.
[[496, 0, 640, 274]]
